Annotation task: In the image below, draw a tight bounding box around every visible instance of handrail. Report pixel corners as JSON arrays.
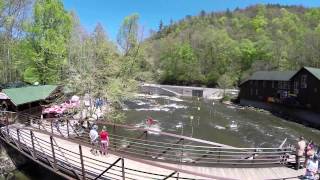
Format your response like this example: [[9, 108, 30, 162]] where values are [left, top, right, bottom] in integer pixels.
[[93, 157, 122, 180], [1, 111, 291, 150], [1, 127, 207, 180], [0, 111, 293, 169], [94, 120, 234, 148]]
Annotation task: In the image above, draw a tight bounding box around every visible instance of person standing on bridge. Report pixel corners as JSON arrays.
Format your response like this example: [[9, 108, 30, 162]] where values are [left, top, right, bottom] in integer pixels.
[[305, 142, 316, 168], [296, 136, 306, 170], [89, 125, 99, 155], [304, 155, 318, 179], [100, 126, 109, 155]]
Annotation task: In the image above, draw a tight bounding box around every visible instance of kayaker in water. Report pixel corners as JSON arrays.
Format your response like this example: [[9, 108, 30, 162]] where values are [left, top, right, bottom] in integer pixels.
[[146, 116, 156, 127]]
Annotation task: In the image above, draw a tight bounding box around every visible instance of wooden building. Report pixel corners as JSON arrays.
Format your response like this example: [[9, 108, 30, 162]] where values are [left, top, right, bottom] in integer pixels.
[[239, 67, 320, 112], [239, 71, 296, 102], [290, 67, 320, 112], [0, 85, 60, 113]]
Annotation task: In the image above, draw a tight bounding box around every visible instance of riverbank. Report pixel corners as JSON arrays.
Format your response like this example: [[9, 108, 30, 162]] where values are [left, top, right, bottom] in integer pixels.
[[222, 100, 271, 115], [239, 99, 320, 130]]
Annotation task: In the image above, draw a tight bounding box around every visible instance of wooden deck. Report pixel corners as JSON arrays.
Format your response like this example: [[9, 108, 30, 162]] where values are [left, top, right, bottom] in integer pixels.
[[2, 124, 306, 180]]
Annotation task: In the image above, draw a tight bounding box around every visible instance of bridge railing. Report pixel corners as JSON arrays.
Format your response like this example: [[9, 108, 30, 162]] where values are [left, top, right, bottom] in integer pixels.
[[1, 126, 206, 180], [0, 111, 294, 167]]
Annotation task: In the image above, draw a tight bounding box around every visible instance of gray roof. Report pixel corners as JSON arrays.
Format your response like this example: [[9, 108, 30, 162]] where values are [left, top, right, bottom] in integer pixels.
[[248, 71, 296, 81], [303, 67, 320, 80], [240, 70, 296, 85], [240, 67, 320, 86]]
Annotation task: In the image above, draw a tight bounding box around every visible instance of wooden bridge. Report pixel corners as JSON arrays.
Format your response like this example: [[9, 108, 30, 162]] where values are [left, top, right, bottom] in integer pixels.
[[0, 111, 305, 179]]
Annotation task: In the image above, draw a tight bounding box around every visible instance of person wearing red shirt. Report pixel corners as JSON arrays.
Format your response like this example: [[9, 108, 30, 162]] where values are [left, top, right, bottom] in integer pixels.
[[146, 116, 156, 127], [99, 126, 109, 155]]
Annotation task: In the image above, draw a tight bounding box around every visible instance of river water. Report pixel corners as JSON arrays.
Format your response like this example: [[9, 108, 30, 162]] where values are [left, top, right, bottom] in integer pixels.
[[5, 94, 320, 179], [124, 94, 320, 148]]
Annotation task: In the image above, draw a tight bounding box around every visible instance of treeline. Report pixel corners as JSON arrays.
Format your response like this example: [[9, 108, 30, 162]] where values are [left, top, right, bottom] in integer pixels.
[[0, 0, 146, 121], [145, 4, 320, 87], [2, 2, 320, 91]]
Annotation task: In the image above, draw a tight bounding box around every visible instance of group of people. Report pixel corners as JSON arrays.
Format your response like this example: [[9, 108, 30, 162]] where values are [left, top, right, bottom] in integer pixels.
[[296, 137, 320, 179], [89, 125, 109, 155], [88, 116, 156, 156]]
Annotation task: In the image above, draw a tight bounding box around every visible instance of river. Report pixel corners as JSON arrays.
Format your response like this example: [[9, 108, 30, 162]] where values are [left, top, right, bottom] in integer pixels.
[[124, 94, 320, 148]]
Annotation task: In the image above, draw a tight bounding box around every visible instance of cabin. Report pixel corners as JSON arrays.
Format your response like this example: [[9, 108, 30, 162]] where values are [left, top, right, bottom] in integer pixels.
[[290, 67, 320, 112], [239, 71, 296, 103], [0, 85, 61, 113], [239, 67, 320, 112]]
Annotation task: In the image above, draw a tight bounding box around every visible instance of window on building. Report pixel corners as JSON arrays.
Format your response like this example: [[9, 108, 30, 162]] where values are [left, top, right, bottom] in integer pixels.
[[294, 80, 299, 90], [271, 81, 275, 88], [255, 89, 258, 95], [283, 82, 288, 90], [278, 81, 283, 89], [301, 75, 307, 88]]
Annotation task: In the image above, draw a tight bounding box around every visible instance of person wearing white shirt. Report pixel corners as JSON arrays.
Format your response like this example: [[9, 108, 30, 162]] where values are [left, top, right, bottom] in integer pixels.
[[89, 125, 99, 154]]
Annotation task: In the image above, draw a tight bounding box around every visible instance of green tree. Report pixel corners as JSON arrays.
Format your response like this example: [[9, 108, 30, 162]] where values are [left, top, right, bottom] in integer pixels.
[[117, 13, 139, 55], [160, 43, 203, 85], [217, 73, 235, 97], [23, 0, 72, 84], [0, 0, 31, 83]]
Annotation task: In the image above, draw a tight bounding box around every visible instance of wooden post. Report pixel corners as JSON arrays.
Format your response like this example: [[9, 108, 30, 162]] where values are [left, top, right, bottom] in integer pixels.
[[38, 115, 42, 130], [30, 130, 36, 158], [66, 119, 70, 137], [121, 158, 125, 180], [218, 149, 221, 163], [6, 113, 9, 135], [180, 139, 184, 165], [113, 124, 116, 151], [30, 117, 33, 127], [50, 136, 56, 169], [79, 145, 86, 179], [17, 129, 20, 145], [145, 131, 148, 155], [51, 120, 53, 134]]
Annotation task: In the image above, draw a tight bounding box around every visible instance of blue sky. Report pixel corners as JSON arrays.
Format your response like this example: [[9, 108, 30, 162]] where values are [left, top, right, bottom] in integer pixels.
[[63, 0, 320, 41]]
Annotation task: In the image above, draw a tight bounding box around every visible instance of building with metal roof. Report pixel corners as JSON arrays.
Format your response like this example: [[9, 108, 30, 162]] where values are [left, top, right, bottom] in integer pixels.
[[240, 71, 296, 85], [0, 85, 60, 112], [239, 66, 320, 113]]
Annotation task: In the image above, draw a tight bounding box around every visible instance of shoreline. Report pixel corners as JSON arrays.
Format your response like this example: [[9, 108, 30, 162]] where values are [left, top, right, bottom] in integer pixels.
[[237, 99, 320, 130]]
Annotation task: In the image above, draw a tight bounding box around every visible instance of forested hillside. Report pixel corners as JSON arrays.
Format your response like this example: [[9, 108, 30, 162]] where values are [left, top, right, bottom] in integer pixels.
[[145, 4, 320, 87], [0, 0, 145, 121], [1, 2, 320, 90]]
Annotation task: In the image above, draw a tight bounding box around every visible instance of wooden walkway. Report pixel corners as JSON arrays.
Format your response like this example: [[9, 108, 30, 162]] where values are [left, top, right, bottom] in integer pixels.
[[2, 124, 306, 180]]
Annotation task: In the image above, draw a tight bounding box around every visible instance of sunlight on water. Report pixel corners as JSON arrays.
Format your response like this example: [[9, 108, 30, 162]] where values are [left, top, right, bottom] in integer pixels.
[[214, 125, 227, 130], [134, 120, 162, 135]]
